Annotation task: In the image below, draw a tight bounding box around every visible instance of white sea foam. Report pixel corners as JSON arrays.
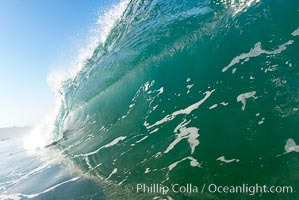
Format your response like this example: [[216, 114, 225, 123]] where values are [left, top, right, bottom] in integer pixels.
[[186, 84, 194, 94], [258, 117, 265, 125], [168, 157, 201, 171], [214, 0, 261, 16], [237, 91, 256, 111], [291, 27, 299, 36], [232, 68, 237, 74], [144, 81, 154, 92], [0, 193, 22, 200], [82, 136, 126, 157], [220, 102, 229, 106], [222, 40, 294, 72], [157, 87, 164, 95], [164, 120, 199, 154], [135, 136, 149, 143], [146, 90, 215, 129], [150, 128, 159, 134], [232, 0, 261, 16], [106, 168, 118, 180], [209, 104, 218, 109], [216, 156, 240, 163], [145, 168, 151, 174], [285, 138, 299, 153]]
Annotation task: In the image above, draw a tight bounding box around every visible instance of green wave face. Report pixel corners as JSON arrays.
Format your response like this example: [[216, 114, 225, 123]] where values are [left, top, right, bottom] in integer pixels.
[[53, 0, 299, 199]]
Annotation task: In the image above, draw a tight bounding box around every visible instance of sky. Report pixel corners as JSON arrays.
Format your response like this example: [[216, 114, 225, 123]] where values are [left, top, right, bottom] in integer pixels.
[[0, 0, 117, 128]]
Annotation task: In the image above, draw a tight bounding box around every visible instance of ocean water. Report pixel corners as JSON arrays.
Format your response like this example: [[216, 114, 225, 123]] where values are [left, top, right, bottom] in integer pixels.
[[1, 0, 299, 199], [0, 128, 106, 199]]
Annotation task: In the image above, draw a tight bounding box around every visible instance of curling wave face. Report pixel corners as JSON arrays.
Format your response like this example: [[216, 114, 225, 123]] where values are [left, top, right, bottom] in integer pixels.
[[46, 0, 299, 199]]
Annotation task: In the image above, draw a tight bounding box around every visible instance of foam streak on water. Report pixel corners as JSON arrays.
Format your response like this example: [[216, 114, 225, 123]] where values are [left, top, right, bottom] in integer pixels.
[[291, 27, 299, 36], [164, 119, 199, 155], [168, 157, 201, 172], [285, 138, 299, 153], [222, 40, 294, 72], [237, 91, 256, 111], [78, 136, 126, 157], [216, 156, 240, 163], [146, 90, 215, 129]]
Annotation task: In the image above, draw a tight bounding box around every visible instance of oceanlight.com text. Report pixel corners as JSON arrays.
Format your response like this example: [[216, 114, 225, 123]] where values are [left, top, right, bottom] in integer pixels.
[[207, 183, 293, 196]]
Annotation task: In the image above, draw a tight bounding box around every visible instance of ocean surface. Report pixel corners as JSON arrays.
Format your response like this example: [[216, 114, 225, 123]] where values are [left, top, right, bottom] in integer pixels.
[[1, 0, 299, 199]]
